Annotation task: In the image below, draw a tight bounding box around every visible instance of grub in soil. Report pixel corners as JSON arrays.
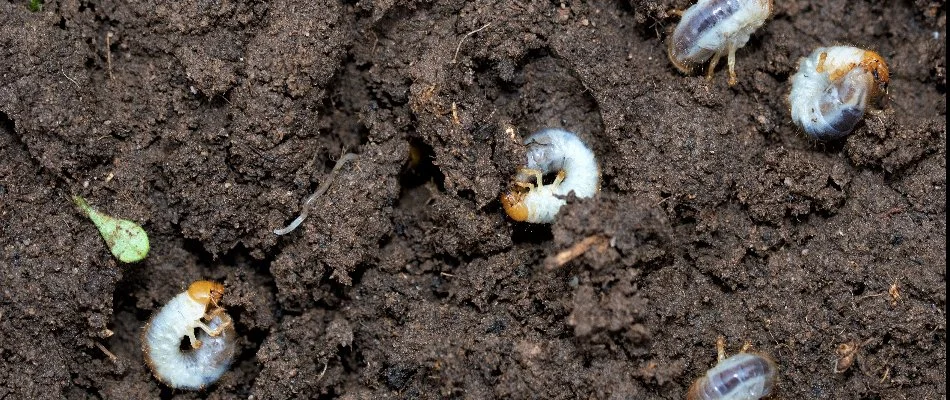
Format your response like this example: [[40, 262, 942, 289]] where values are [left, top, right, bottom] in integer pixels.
[[0, 0, 945, 398]]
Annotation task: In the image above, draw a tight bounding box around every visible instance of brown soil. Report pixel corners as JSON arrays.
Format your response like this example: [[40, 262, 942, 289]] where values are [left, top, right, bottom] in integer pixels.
[[0, 0, 945, 398]]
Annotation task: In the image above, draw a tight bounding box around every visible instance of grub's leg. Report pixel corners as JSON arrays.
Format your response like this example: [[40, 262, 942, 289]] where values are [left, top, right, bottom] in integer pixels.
[[740, 341, 753, 353], [196, 321, 221, 337], [726, 44, 738, 86], [186, 329, 203, 349], [519, 168, 545, 187], [196, 315, 232, 337], [552, 170, 566, 186], [514, 182, 535, 190], [206, 307, 227, 319], [706, 52, 722, 81], [716, 336, 727, 362]]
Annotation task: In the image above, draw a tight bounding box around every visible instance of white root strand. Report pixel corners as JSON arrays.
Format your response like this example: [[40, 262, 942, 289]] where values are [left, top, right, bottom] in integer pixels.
[[275, 153, 357, 235]]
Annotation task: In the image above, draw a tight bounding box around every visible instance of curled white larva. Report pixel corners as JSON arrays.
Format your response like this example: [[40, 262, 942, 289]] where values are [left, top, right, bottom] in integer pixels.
[[668, 0, 772, 85], [143, 281, 236, 390], [501, 128, 599, 224], [789, 46, 890, 140], [687, 353, 778, 400]]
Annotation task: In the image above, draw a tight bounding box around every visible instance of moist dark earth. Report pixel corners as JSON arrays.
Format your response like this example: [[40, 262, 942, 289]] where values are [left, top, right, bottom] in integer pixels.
[[0, 0, 945, 398]]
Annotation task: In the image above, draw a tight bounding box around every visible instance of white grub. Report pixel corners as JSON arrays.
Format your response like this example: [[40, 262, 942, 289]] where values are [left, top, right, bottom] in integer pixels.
[[274, 153, 357, 235], [687, 338, 778, 400], [668, 0, 772, 85], [143, 281, 236, 390], [789, 46, 890, 140], [501, 128, 599, 224]]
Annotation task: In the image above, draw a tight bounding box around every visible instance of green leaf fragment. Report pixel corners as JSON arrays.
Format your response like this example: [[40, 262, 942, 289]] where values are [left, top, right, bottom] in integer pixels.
[[73, 196, 150, 263]]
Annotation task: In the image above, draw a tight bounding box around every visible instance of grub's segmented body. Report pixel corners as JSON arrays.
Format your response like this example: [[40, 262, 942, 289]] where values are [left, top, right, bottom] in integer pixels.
[[687, 353, 778, 400], [789, 46, 890, 140], [501, 128, 599, 224], [668, 0, 772, 85], [143, 281, 236, 390]]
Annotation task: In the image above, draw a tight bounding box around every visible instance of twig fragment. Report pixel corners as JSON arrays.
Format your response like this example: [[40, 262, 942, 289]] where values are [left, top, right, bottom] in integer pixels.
[[95, 342, 118, 363], [544, 234, 609, 270]]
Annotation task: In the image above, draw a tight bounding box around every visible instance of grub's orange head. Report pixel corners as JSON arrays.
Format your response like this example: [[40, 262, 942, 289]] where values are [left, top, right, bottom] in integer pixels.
[[860, 50, 890, 107], [501, 191, 529, 222], [187, 280, 225, 306]]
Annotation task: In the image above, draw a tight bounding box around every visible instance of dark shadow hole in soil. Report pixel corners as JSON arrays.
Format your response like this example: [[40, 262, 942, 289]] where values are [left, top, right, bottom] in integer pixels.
[[430, 273, 451, 299], [0, 110, 14, 134], [673, 203, 698, 225], [826, 176, 843, 191], [807, 136, 847, 153], [400, 137, 445, 192], [636, 255, 674, 281], [510, 222, 554, 244], [183, 239, 276, 278], [326, 261, 373, 296], [190, 87, 235, 109], [181, 237, 220, 266], [338, 335, 360, 373], [434, 252, 463, 269], [78, 1, 95, 13], [457, 188, 477, 203], [694, 266, 736, 294], [850, 281, 867, 296], [158, 386, 175, 399]]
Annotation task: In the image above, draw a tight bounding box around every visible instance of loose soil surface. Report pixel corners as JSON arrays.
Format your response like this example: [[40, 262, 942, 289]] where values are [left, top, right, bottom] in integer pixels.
[[1, 0, 945, 398]]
